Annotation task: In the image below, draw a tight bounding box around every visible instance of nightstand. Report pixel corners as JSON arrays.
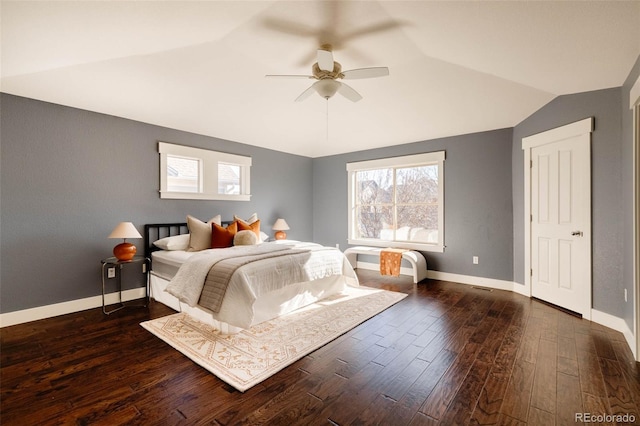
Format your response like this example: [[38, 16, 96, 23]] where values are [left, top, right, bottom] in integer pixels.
[[101, 256, 150, 315]]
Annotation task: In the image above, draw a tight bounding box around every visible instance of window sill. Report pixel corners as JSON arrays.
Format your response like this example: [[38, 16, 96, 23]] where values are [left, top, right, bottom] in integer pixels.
[[347, 239, 444, 253], [159, 191, 251, 201]]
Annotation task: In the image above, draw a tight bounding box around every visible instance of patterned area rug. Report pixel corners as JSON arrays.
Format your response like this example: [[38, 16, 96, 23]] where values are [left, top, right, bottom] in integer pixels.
[[140, 286, 407, 392]]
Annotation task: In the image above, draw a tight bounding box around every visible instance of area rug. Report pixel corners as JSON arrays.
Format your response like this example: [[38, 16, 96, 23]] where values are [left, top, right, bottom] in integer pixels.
[[140, 286, 406, 392]]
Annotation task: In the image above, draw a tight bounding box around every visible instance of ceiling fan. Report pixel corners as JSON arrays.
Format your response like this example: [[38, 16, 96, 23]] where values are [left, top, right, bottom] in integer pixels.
[[266, 46, 389, 102]]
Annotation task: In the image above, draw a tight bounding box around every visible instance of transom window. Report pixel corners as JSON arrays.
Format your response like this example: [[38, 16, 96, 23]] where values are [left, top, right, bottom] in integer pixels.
[[167, 155, 200, 193], [159, 142, 251, 201], [347, 151, 445, 252]]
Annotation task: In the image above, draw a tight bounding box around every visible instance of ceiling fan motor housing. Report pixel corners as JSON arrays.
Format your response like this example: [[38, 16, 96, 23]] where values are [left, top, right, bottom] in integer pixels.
[[312, 62, 343, 80]]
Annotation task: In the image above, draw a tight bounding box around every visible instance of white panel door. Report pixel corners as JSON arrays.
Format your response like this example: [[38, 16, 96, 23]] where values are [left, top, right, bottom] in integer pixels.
[[531, 134, 590, 316]]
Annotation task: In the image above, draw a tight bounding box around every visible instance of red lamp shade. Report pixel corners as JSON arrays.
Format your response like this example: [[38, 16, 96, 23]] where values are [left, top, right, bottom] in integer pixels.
[[108, 222, 142, 261]]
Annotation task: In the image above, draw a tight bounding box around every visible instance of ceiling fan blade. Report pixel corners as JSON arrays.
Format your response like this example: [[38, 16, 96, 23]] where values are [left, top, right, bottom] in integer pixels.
[[261, 17, 318, 38], [317, 48, 334, 72], [294, 85, 316, 102], [341, 67, 390, 80], [265, 74, 314, 79], [337, 82, 363, 102], [342, 21, 404, 42]]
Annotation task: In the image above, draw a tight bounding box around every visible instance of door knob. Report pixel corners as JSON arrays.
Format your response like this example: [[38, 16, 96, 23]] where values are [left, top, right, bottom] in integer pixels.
[[571, 231, 583, 236]]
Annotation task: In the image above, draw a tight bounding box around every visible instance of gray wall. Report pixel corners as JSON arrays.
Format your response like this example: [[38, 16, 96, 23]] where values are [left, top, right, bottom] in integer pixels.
[[1, 94, 313, 313], [511, 86, 629, 320], [313, 128, 514, 282]]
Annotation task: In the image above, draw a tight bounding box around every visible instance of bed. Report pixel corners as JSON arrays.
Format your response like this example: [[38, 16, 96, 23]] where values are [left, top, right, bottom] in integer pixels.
[[144, 220, 359, 333]]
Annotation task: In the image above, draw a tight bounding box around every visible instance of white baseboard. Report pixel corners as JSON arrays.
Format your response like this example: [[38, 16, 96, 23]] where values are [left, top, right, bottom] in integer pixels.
[[0, 287, 147, 328], [357, 261, 637, 360], [591, 309, 637, 360], [424, 269, 517, 293], [356, 261, 517, 292]]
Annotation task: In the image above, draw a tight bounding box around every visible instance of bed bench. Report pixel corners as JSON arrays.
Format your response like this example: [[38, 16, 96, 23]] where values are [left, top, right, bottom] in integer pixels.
[[343, 246, 428, 283]]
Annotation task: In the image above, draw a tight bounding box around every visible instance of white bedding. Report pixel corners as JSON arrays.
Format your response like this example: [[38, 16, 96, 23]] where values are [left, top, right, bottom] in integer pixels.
[[150, 241, 359, 332]]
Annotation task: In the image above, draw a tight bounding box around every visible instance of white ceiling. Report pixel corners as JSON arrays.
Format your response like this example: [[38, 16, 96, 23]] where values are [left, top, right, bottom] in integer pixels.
[[2, 1, 639, 158]]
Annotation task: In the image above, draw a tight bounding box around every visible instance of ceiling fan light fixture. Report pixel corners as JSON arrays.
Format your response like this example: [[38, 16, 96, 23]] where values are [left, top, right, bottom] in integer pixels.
[[314, 79, 340, 99], [269, 48, 387, 102]]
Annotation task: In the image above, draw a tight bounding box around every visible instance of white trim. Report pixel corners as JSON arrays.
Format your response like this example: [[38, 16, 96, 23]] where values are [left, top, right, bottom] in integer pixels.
[[347, 238, 443, 253], [630, 75, 640, 109], [0, 287, 146, 328], [591, 309, 636, 360], [633, 96, 640, 361], [523, 148, 532, 297], [425, 270, 519, 293], [522, 117, 594, 149], [346, 151, 445, 171], [346, 151, 446, 253], [159, 192, 251, 201], [511, 282, 531, 297], [158, 141, 251, 201], [522, 117, 594, 320]]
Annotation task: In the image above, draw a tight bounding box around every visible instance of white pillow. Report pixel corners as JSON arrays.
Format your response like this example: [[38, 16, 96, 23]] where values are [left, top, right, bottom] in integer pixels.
[[153, 234, 190, 251], [187, 215, 222, 251], [260, 231, 269, 242], [234, 230, 259, 246], [234, 213, 258, 224]]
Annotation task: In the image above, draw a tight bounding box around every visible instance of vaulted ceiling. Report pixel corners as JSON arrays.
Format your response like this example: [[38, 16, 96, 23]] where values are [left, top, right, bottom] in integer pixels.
[[2, 1, 639, 157]]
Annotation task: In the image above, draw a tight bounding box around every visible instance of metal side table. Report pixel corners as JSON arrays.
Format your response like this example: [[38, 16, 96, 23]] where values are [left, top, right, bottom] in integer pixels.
[[101, 256, 150, 315]]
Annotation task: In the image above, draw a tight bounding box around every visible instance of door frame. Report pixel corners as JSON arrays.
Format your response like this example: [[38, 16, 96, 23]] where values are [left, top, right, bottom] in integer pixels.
[[631, 75, 640, 360], [522, 117, 594, 319]]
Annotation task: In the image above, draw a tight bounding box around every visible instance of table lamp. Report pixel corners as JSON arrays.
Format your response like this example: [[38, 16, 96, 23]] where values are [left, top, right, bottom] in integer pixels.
[[272, 218, 290, 240], [108, 222, 142, 261]]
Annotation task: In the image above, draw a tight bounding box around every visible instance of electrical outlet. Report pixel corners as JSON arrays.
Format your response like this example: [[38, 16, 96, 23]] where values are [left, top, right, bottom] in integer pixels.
[[473, 256, 479, 265], [107, 267, 116, 279], [624, 288, 628, 302]]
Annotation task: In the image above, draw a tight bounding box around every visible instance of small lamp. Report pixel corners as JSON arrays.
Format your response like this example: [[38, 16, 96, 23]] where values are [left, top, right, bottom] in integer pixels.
[[272, 218, 290, 240], [108, 222, 142, 261]]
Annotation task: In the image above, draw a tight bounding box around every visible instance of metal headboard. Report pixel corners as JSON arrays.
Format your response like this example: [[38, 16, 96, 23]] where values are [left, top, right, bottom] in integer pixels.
[[144, 222, 188, 259], [144, 220, 235, 259]]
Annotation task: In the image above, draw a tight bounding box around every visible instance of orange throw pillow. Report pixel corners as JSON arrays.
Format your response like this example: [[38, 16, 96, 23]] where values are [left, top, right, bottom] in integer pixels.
[[237, 219, 261, 239], [211, 222, 238, 248]]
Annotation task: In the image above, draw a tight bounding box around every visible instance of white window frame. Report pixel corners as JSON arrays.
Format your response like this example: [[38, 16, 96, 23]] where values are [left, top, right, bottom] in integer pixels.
[[347, 151, 445, 252], [158, 142, 251, 201]]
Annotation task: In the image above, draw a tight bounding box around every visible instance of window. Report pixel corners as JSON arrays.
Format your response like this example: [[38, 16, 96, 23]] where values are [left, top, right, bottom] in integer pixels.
[[218, 163, 240, 195], [347, 151, 445, 252], [159, 142, 251, 201], [167, 155, 200, 193]]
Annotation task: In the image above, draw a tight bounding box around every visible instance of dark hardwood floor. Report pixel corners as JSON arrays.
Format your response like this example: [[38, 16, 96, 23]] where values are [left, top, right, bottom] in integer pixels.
[[2, 271, 639, 425]]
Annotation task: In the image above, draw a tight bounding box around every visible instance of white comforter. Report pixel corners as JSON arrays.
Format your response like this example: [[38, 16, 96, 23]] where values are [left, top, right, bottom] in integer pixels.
[[158, 241, 358, 329]]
